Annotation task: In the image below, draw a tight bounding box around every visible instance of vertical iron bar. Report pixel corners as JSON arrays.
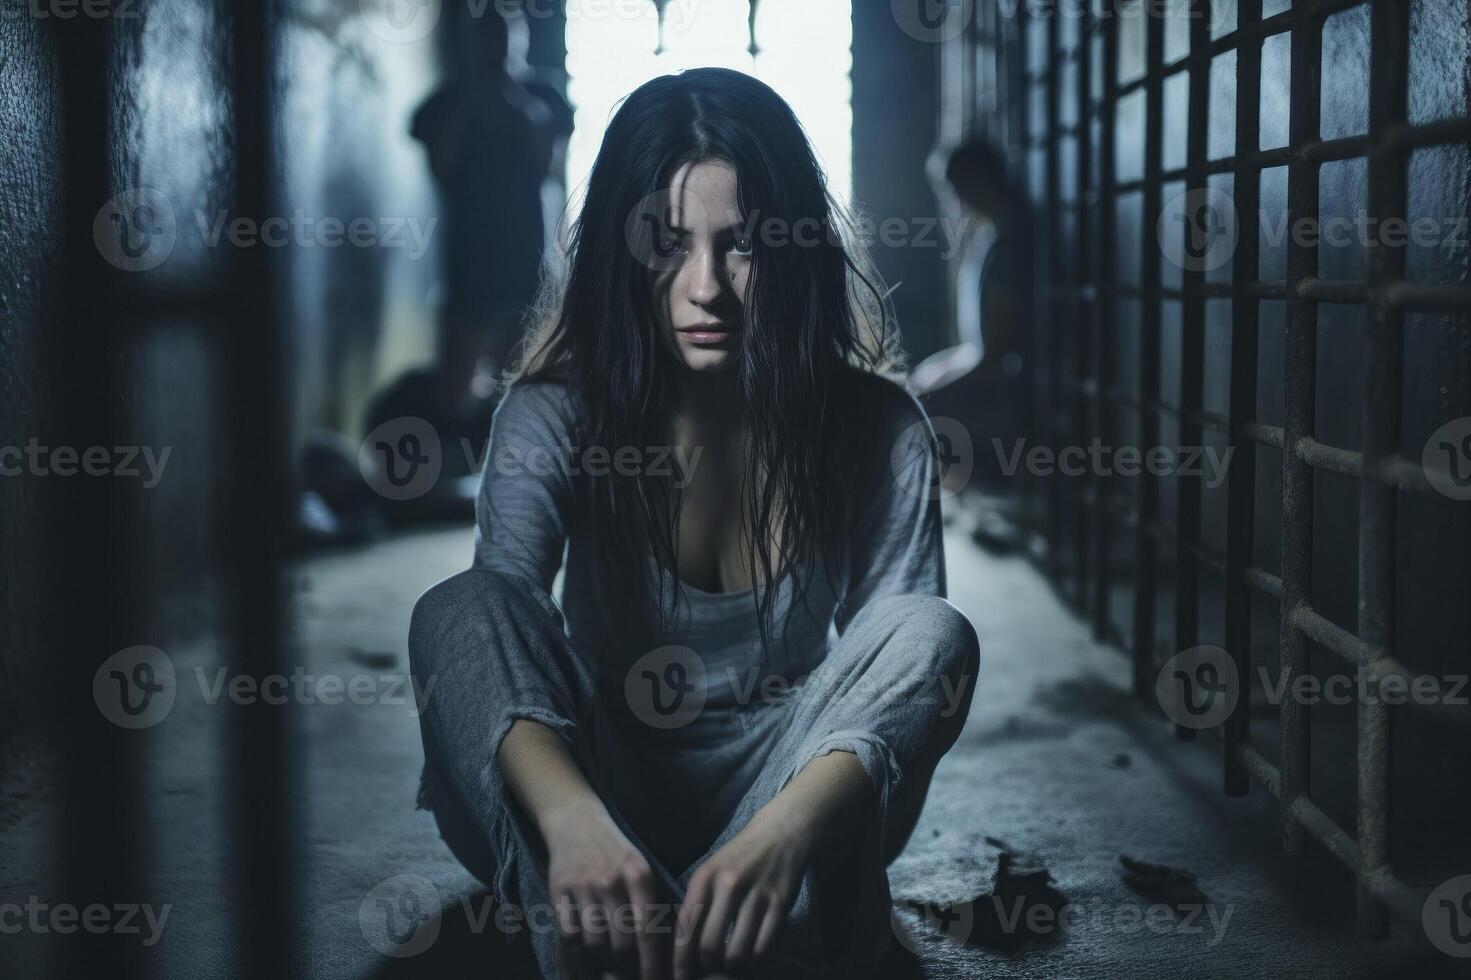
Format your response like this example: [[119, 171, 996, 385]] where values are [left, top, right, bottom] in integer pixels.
[[223, 0, 295, 975], [1278, 0, 1323, 860], [1075, 9, 1095, 605], [1045, 7, 1065, 585], [48, 14, 148, 979], [1015, 2, 1042, 542], [1223, 0, 1264, 796], [1173, 0, 1211, 740], [1093, 2, 1121, 641], [1132, 2, 1166, 697], [1357, 0, 1410, 940]]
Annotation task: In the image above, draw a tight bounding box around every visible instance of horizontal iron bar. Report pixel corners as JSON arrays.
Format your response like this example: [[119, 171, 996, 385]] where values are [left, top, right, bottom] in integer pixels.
[[1188, 408, 1229, 431], [1244, 423, 1286, 448], [1242, 426, 1445, 492], [1297, 278, 1368, 303], [1245, 566, 1284, 599], [1227, 742, 1434, 927], [1107, 114, 1471, 194], [1108, 0, 1404, 101], [1190, 539, 1227, 573], [1288, 608, 1471, 730], [1378, 280, 1471, 311], [1292, 605, 1383, 664], [1300, 134, 1373, 164], [1235, 741, 1281, 796], [1296, 436, 1362, 477], [1115, 277, 1471, 310], [1116, 281, 1289, 299]]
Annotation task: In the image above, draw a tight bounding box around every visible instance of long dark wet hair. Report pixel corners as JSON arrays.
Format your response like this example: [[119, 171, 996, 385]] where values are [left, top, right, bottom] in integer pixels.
[[509, 67, 904, 659]]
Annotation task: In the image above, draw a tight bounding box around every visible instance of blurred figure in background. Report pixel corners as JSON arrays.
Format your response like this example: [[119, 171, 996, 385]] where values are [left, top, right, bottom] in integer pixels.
[[520, 74, 576, 262], [363, 7, 565, 522], [414, 5, 552, 383], [910, 137, 1033, 547]]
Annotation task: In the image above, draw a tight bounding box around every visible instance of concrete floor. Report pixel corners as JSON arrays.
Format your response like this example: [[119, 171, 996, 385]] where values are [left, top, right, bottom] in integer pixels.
[[0, 512, 1459, 977]]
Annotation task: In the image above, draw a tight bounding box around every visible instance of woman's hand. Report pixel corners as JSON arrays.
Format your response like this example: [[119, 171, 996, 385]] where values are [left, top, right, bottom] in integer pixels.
[[673, 806, 810, 979], [499, 719, 675, 979], [543, 800, 674, 980]]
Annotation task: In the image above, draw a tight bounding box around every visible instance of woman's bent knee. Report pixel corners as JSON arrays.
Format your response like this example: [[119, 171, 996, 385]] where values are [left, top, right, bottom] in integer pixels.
[[865, 593, 980, 686], [408, 568, 546, 674]]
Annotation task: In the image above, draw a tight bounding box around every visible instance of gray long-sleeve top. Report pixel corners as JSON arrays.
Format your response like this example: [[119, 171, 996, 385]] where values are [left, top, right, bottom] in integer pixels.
[[470, 370, 947, 705]]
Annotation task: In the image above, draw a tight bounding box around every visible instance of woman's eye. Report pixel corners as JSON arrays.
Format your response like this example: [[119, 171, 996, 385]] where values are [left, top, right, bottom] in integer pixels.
[[732, 238, 753, 255]]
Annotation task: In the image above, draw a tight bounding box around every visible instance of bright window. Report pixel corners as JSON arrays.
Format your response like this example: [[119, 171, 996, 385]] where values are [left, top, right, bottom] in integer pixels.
[[564, 0, 853, 217]]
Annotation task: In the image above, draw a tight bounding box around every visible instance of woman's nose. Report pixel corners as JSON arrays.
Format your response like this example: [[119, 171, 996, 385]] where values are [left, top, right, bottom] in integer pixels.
[[685, 246, 726, 305]]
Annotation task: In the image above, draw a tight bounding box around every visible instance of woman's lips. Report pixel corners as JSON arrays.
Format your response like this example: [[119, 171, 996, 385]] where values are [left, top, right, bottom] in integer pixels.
[[677, 327, 737, 344]]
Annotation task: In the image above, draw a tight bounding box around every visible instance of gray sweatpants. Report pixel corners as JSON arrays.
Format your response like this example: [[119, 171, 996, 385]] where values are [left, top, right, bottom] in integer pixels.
[[408, 568, 979, 979]]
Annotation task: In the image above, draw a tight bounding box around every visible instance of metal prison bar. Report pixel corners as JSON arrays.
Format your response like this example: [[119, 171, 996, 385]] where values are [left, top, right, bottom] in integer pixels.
[[46, 2, 296, 976], [996, 0, 1471, 940]]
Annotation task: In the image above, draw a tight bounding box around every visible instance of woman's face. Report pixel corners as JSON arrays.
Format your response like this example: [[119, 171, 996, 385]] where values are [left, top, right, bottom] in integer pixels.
[[650, 159, 751, 373]]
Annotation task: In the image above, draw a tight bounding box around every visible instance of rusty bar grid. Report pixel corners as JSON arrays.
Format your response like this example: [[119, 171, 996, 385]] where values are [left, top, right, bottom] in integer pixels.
[[1005, 0, 1471, 942]]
